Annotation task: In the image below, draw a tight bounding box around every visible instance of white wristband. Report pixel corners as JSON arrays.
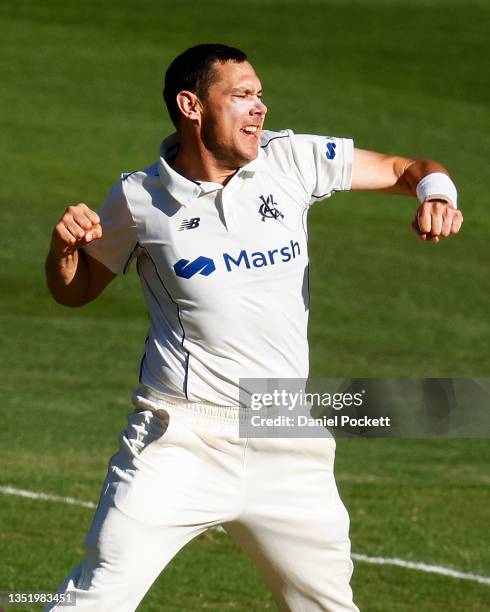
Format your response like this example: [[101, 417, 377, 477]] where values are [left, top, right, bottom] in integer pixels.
[[416, 173, 458, 208]]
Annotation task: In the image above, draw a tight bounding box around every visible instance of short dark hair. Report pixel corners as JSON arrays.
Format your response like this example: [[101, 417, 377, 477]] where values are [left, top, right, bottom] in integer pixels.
[[163, 43, 248, 127]]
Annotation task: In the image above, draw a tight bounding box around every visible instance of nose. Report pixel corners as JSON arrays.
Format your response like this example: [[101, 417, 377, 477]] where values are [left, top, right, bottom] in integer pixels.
[[252, 97, 267, 117]]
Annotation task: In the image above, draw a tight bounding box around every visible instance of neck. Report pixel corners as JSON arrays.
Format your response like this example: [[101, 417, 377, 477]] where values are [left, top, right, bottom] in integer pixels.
[[171, 144, 238, 185], [169, 127, 241, 185]]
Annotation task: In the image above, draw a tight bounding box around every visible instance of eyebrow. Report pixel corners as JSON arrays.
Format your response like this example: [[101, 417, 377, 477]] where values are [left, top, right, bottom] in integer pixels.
[[231, 86, 263, 95]]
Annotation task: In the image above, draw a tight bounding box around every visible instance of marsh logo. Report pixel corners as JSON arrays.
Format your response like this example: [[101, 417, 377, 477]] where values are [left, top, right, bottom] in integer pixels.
[[174, 240, 301, 279], [223, 240, 300, 271], [174, 256, 216, 279], [326, 142, 336, 160]]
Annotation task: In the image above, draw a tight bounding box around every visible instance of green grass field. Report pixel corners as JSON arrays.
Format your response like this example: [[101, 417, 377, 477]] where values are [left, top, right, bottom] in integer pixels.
[[1, 0, 489, 610]]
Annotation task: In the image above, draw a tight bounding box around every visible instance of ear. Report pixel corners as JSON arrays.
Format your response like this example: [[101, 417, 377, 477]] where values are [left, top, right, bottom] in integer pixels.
[[176, 90, 202, 123]]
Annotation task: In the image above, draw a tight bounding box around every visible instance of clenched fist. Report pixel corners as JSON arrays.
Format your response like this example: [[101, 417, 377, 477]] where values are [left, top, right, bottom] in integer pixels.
[[51, 203, 102, 256], [412, 200, 463, 243], [46, 203, 114, 306]]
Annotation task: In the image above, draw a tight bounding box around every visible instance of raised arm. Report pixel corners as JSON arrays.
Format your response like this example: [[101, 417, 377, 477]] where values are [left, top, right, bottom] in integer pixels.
[[46, 203, 116, 307], [352, 148, 463, 242]]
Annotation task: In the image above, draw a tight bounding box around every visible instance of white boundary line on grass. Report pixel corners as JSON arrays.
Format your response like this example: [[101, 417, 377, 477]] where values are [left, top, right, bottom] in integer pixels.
[[2, 485, 490, 586], [0, 485, 96, 509], [350, 553, 490, 586]]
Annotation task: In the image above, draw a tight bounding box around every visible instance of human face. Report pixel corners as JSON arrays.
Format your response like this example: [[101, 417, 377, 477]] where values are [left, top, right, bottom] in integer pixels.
[[199, 60, 267, 169]]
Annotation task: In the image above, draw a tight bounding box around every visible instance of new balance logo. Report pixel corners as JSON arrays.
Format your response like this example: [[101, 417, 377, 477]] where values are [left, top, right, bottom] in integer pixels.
[[179, 217, 201, 231], [174, 256, 216, 279]]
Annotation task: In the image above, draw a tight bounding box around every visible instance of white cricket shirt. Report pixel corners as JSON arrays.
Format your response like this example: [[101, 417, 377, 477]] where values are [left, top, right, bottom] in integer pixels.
[[84, 130, 353, 405]]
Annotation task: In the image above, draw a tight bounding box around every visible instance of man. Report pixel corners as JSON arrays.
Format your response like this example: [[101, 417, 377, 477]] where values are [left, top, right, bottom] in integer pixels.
[[45, 44, 462, 611]]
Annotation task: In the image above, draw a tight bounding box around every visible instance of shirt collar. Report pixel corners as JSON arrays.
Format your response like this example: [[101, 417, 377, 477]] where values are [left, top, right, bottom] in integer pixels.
[[239, 148, 265, 173], [157, 133, 265, 207]]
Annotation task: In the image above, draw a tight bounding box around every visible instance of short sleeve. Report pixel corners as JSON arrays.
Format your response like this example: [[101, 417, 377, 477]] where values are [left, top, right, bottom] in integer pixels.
[[83, 180, 138, 274], [292, 134, 354, 205]]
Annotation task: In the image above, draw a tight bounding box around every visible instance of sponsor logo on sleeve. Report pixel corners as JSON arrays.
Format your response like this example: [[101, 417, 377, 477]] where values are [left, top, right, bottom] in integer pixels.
[[326, 142, 337, 160]]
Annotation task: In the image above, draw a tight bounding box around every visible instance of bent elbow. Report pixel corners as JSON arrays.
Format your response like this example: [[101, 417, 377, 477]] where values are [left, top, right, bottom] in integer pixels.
[[47, 285, 92, 308]]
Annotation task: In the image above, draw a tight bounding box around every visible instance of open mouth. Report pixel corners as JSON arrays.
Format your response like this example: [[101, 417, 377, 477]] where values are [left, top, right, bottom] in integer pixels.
[[240, 125, 261, 138]]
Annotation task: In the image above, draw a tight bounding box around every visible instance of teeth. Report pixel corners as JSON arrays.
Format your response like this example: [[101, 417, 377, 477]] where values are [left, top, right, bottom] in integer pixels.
[[243, 126, 258, 133]]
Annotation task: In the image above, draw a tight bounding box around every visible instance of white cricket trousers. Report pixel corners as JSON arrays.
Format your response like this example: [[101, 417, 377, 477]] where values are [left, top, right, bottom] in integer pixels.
[[46, 387, 359, 611]]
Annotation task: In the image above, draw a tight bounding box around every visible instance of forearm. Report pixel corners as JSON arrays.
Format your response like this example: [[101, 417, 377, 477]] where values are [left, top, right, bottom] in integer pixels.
[[45, 246, 91, 307], [390, 158, 451, 197], [352, 149, 454, 200]]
